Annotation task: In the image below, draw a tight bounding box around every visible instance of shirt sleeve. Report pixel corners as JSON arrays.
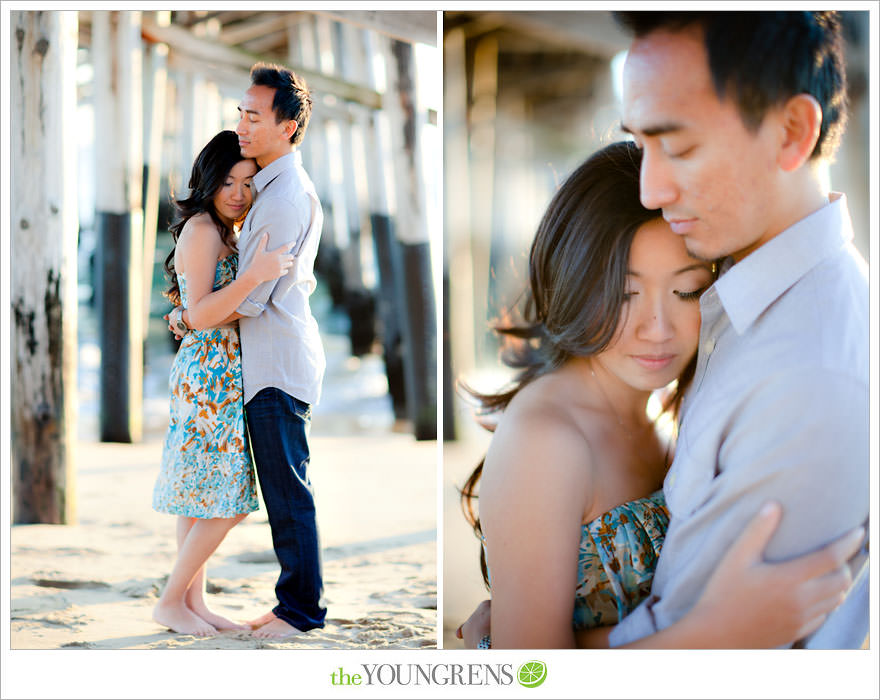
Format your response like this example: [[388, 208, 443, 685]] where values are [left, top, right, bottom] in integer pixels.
[[613, 366, 869, 647], [236, 193, 311, 318], [608, 595, 659, 646]]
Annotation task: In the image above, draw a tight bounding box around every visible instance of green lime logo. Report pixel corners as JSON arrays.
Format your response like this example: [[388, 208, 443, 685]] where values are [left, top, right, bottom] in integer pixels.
[[517, 660, 547, 688]]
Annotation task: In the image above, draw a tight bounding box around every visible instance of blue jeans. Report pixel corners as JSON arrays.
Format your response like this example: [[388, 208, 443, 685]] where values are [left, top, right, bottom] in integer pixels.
[[245, 387, 326, 631]]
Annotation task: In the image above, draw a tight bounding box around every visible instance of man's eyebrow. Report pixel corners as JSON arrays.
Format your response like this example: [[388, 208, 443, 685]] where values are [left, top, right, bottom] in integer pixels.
[[237, 105, 259, 115], [620, 121, 685, 137]]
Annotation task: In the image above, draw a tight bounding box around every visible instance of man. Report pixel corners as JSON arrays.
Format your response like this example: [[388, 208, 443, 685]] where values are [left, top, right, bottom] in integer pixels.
[[608, 10, 869, 648], [461, 11, 868, 648], [172, 63, 326, 639]]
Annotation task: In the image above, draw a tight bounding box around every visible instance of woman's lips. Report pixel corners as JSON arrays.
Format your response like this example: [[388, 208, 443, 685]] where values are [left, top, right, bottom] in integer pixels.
[[632, 354, 676, 371]]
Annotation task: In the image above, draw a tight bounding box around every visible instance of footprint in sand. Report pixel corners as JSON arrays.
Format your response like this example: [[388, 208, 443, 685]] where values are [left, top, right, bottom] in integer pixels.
[[32, 578, 111, 590], [18, 612, 89, 629], [12, 593, 70, 615], [236, 551, 277, 564]]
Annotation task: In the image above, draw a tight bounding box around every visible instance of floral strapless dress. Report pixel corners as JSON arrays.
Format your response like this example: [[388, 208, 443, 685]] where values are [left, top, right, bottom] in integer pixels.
[[152, 254, 259, 519], [573, 490, 669, 629], [483, 490, 669, 630]]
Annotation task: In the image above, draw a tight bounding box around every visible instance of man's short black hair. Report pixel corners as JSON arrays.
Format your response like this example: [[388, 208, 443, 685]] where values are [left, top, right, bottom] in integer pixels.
[[614, 11, 848, 160], [250, 62, 312, 146]]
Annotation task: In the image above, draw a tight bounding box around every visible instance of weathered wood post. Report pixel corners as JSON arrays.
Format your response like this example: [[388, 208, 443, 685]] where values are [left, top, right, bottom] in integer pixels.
[[313, 16, 347, 309], [384, 38, 437, 440], [363, 33, 407, 423], [468, 35, 499, 363], [442, 26, 474, 441], [92, 10, 144, 442], [10, 10, 79, 523], [337, 24, 377, 356], [141, 12, 169, 337]]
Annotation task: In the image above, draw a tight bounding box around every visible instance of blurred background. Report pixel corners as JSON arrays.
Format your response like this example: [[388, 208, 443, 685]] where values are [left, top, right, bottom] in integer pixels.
[[441, 10, 870, 648]]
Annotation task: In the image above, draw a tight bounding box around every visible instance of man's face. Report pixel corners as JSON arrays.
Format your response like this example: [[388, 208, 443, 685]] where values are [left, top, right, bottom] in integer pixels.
[[622, 28, 783, 262], [236, 84, 293, 168]]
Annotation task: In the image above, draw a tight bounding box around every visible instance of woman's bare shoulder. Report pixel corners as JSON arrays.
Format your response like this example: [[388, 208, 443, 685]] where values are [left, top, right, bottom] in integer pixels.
[[499, 371, 588, 440], [176, 214, 222, 270], [482, 373, 595, 501], [179, 212, 221, 245]]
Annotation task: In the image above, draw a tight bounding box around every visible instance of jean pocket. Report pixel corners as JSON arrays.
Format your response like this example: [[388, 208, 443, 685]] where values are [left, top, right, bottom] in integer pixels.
[[291, 398, 312, 423]]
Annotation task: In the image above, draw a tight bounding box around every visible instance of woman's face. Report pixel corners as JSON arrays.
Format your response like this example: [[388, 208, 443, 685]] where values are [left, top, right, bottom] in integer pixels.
[[213, 158, 257, 226], [597, 218, 713, 391]]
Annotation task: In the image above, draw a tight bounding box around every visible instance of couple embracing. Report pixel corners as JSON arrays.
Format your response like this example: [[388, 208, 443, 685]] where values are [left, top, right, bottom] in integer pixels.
[[150, 63, 325, 639], [459, 11, 868, 649]]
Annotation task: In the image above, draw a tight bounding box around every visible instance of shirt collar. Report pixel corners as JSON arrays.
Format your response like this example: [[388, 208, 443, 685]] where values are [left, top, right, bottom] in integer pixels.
[[253, 150, 301, 194], [713, 193, 853, 335]]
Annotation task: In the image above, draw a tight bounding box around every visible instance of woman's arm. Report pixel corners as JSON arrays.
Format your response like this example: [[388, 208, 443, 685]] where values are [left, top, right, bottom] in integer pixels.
[[478, 406, 595, 649], [177, 220, 292, 331]]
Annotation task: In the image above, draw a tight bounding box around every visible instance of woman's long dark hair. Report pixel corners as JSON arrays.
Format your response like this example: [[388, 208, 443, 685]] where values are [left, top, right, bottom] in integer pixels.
[[164, 130, 250, 305], [459, 141, 702, 587]]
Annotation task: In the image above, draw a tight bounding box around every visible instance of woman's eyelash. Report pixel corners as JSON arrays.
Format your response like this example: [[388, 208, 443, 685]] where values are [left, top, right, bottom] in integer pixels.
[[624, 287, 708, 301], [676, 287, 706, 300]]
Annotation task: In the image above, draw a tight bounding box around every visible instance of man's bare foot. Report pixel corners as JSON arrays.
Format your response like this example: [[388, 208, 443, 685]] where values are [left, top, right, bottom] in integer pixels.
[[153, 601, 217, 636], [187, 602, 247, 631], [252, 615, 303, 639], [246, 610, 278, 630]]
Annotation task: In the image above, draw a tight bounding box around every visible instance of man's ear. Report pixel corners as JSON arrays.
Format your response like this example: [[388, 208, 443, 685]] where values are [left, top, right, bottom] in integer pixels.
[[283, 119, 298, 142], [777, 94, 822, 172]]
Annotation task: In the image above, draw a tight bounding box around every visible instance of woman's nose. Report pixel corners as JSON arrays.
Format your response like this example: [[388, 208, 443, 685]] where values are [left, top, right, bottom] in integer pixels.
[[637, 300, 675, 343]]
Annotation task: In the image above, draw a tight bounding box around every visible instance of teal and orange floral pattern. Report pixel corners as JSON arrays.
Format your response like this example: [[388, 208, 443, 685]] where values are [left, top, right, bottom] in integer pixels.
[[152, 254, 259, 519], [573, 490, 669, 629]]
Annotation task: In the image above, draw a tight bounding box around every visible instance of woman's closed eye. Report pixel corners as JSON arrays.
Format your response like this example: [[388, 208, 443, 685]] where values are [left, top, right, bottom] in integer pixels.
[[674, 287, 708, 301]]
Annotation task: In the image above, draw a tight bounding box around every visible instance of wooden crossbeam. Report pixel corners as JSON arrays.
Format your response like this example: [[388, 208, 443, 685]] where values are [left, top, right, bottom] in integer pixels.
[[218, 11, 302, 46], [314, 10, 437, 47], [141, 15, 382, 109]]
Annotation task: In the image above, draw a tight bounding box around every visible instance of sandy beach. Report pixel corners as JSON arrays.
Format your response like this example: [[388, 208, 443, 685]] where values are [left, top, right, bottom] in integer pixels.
[[11, 435, 436, 650], [10, 304, 438, 650]]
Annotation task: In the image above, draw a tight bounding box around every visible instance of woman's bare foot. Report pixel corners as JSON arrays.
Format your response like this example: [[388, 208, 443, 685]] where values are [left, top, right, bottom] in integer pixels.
[[153, 601, 218, 637], [246, 610, 277, 630], [252, 615, 303, 639], [187, 602, 247, 631], [185, 586, 247, 630]]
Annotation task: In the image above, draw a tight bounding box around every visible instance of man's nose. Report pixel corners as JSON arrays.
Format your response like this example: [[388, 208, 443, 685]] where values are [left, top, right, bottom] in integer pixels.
[[639, 148, 678, 211]]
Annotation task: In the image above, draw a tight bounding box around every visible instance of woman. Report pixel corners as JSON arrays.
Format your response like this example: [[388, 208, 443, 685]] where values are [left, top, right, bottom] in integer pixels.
[[458, 141, 855, 648], [151, 130, 292, 636]]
